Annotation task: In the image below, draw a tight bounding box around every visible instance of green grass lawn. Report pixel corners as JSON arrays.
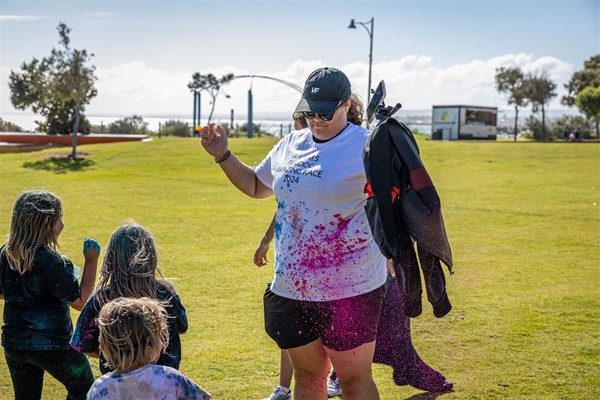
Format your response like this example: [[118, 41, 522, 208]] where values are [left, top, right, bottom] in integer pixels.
[[0, 136, 598, 399]]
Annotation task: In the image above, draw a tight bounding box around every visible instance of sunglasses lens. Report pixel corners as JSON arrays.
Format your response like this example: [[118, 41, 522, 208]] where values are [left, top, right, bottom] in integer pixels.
[[301, 111, 333, 121], [301, 101, 341, 121]]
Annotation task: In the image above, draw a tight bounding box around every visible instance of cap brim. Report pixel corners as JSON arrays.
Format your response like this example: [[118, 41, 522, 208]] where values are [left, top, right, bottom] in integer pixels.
[[294, 98, 340, 114]]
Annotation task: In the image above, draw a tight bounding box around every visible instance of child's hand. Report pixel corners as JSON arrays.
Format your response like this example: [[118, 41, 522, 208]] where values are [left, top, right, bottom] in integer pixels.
[[386, 258, 396, 277], [253, 238, 270, 267], [83, 238, 101, 261]]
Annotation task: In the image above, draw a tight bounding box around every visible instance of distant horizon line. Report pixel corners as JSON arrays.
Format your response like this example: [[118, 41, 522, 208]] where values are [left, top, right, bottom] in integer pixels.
[[1, 107, 583, 121]]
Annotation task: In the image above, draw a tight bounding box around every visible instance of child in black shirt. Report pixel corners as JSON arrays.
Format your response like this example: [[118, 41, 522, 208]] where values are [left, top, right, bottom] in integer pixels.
[[0, 190, 100, 400]]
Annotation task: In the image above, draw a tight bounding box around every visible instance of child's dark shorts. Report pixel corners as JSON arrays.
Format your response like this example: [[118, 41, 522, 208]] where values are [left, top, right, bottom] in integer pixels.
[[263, 284, 385, 351]]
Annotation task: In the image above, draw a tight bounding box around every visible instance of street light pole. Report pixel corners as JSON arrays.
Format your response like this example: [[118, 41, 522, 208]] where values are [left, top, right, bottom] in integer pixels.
[[230, 74, 302, 139], [348, 17, 374, 106]]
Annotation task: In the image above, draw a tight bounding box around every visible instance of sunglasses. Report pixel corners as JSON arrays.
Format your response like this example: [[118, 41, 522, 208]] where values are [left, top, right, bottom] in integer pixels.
[[301, 101, 344, 122]]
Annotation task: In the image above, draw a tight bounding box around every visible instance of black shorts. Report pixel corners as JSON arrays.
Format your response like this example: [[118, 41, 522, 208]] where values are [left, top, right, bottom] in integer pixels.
[[263, 285, 385, 351]]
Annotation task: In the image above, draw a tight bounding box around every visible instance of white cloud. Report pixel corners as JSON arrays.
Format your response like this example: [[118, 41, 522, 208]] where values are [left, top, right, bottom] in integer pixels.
[[89, 62, 191, 116], [369, 53, 572, 109], [0, 15, 47, 21], [1, 54, 576, 129]]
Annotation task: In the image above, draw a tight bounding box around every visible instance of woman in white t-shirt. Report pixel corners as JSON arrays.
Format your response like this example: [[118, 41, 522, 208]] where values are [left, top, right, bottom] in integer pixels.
[[200, 67, 389, 399]]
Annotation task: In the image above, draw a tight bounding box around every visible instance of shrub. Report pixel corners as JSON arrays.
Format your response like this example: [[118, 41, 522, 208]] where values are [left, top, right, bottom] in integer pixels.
[[161, 120, 191, 137], [108, 115, 147, 135], [0, 118, 24, 132]]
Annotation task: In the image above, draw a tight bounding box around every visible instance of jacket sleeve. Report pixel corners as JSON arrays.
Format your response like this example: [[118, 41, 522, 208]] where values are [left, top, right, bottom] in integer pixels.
[[388, 119, 453, 318], [363, 121, 411, 260], [388, 119, 453, 270]]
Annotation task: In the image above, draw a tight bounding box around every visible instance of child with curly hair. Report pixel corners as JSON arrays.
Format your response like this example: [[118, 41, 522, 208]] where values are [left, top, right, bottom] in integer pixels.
[[87, 297, 210, 399]]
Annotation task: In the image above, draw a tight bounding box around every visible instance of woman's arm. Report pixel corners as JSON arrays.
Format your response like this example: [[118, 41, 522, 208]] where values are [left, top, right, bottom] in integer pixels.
[[218, 152, 273, 198], [70, 238, 100, 311], [254, 213, 276, 267], [201, 124, 272, 198]]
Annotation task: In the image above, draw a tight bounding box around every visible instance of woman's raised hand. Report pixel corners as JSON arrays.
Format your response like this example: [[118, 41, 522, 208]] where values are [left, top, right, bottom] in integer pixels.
[[200, 124, 229, 159]]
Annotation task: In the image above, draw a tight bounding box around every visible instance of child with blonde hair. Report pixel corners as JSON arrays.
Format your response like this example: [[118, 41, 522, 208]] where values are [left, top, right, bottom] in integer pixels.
[[71, 222, 188, 374], [87, 297, 210, 399], [0, 190, 100, 400]]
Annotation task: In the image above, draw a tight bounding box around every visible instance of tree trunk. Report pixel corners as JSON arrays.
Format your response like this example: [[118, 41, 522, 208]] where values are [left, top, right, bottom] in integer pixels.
[[541, 104, 546, 141], [207, 96, 216, 124], [513, 105, 519, 142], [71, 79, 81, 159]]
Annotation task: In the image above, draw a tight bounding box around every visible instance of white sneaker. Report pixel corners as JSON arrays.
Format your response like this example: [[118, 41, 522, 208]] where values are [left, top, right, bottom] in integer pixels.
[[327, 376, 342, 397], [262, 385, 291, 400]]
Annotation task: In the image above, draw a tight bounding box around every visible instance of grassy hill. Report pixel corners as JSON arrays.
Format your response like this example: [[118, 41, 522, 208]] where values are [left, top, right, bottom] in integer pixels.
[[0, 136, 598, 399]]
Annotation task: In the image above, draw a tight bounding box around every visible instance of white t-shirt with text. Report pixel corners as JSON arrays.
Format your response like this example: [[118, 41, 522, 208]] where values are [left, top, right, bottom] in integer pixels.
[[255, 122, 387, 301]]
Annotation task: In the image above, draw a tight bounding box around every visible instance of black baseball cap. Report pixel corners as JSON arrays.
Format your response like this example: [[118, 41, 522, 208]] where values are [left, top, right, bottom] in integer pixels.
[[294, 67, 351, 114]]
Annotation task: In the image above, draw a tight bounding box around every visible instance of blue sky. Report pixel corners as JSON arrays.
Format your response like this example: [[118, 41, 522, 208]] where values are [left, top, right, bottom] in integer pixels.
[[1, 0, 599, 127]]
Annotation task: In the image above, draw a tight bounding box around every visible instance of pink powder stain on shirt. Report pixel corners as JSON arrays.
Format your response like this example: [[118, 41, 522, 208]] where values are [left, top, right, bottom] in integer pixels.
[[277, 201, 373, 298], [285, 213, 372, 298], [294, 278, 308, 294], [301, 213, 367, 269]]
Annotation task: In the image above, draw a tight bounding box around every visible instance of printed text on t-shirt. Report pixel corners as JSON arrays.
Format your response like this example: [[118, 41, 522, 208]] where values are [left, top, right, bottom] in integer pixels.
[[275, 154, 323, 180]]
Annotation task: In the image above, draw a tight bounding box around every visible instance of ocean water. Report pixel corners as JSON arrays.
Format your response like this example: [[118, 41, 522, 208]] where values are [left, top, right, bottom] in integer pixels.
[[207, 118, 432, 137], [2, 112, 299, 136], [18, 106, 581, 137], [3, 107, 580, 137], [2, 112, 434, 137]]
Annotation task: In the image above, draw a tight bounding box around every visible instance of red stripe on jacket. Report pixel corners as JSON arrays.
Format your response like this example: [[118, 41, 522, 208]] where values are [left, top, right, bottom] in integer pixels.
[[364, 182, 402, 203], [409, 167, 433, 192]]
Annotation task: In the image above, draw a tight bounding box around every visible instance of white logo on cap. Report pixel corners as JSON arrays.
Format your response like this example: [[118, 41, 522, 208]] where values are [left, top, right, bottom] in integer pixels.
[[311, 87, 320, 94]]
